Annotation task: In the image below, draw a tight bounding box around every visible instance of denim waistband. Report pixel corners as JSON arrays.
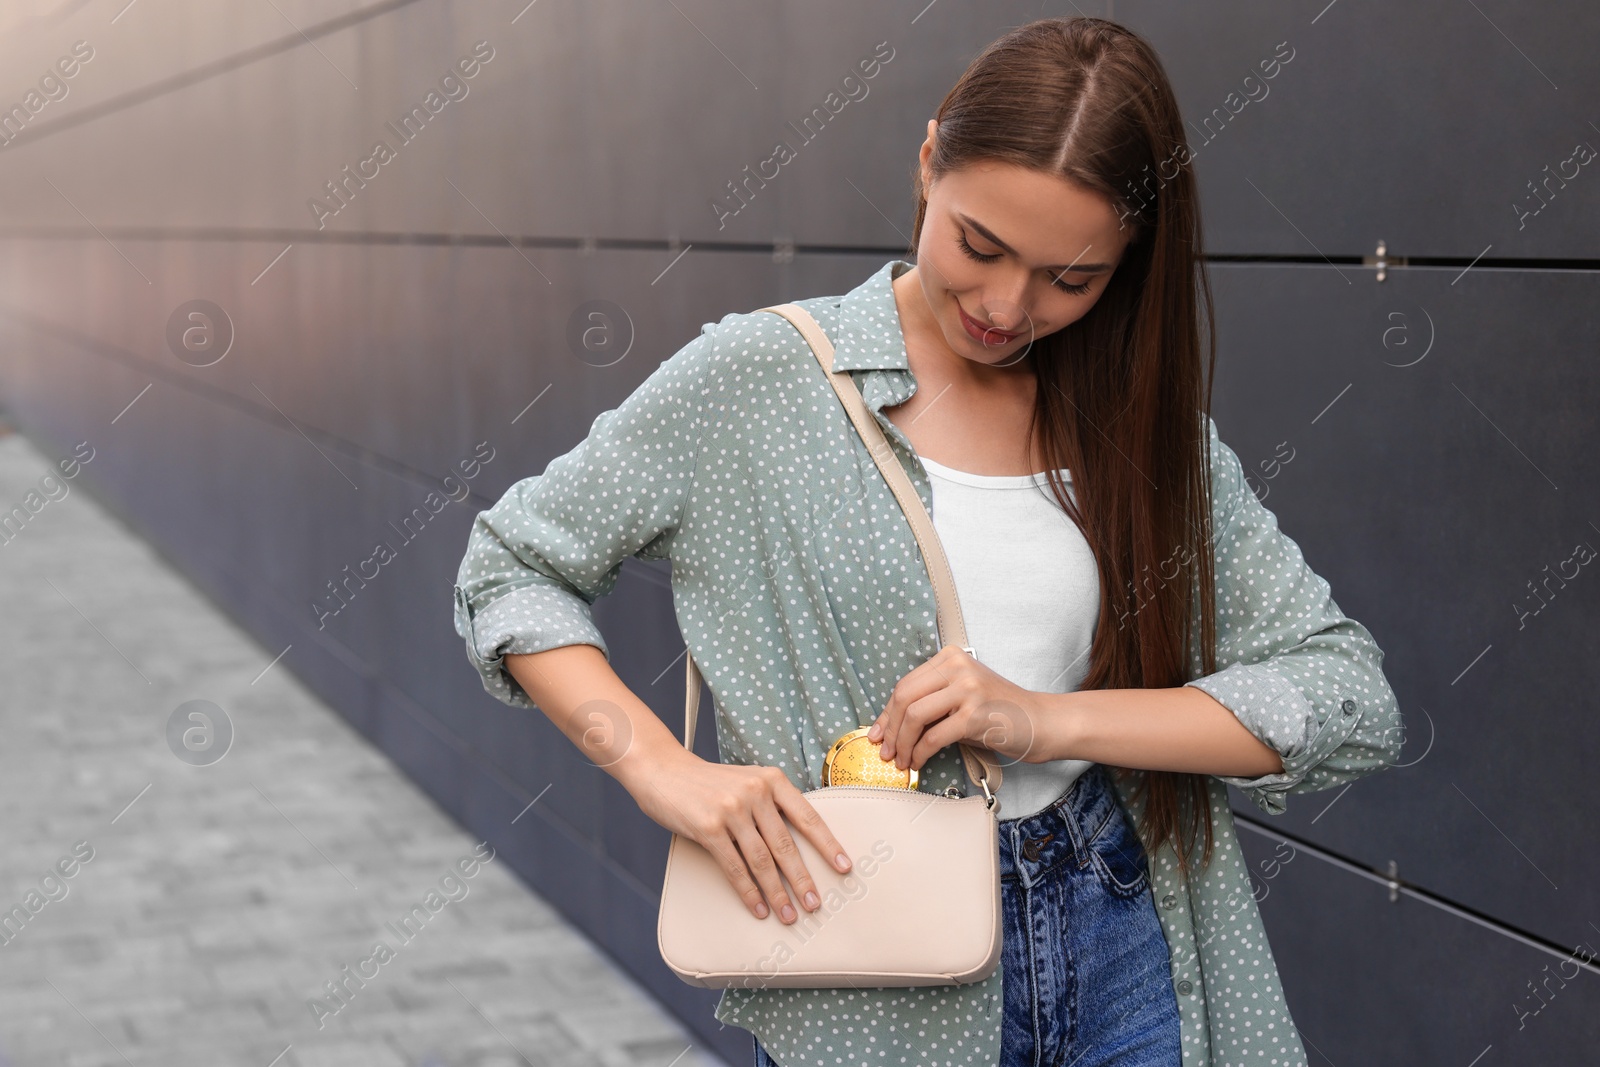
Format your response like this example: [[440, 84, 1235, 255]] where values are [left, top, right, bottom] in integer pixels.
[[995, 763, 1120, 889]]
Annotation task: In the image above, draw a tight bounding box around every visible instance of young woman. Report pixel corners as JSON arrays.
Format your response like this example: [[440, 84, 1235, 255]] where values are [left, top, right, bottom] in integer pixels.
[[454, 16, 1403, 1067]]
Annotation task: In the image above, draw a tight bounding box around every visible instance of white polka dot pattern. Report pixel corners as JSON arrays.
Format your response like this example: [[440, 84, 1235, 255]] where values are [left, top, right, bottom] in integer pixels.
[[452, 259, 1404, 1067]]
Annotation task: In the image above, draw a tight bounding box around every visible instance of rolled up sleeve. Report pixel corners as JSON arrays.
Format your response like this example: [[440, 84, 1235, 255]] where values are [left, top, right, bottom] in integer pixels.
[[453, 323, 719, 707], [1184, 416, 1404, 816]]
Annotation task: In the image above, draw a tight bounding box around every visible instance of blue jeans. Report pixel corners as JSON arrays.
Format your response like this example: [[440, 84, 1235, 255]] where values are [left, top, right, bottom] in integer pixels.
[[753, 764, 1181, 1066]]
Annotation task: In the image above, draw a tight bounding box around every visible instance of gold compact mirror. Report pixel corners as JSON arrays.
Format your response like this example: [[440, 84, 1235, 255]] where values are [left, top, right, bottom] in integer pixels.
[[822, 726, 919, 789]]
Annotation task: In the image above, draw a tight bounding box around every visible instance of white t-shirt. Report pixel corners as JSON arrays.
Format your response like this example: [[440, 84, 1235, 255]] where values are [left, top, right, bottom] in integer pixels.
[[919, 455, 1100, 820]]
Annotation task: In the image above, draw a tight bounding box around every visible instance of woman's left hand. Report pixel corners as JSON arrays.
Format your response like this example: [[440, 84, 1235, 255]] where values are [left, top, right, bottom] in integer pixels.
[[867, 644, 1052, 772]]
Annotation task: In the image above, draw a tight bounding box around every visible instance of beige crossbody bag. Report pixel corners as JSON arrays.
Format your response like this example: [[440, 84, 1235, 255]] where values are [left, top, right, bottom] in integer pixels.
[[657, 301, 1006, 990]]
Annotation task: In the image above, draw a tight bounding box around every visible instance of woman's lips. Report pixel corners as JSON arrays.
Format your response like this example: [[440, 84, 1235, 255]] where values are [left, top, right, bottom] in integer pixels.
[[957, 303, 1023, 343]]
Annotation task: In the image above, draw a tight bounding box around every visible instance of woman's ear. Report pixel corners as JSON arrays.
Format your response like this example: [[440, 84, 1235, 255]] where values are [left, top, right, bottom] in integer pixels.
[[919, 118, 938, 173]]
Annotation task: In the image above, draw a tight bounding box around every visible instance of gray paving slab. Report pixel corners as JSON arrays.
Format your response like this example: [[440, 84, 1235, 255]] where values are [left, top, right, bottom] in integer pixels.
[[0, 417, 733, 1067]]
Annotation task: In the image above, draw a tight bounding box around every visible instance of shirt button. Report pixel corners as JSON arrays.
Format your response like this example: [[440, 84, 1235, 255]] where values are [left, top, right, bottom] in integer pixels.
[[1161, 893, 1177, 909], [1177, 979, 1194, 995], [1341, 699, 1357, 716]]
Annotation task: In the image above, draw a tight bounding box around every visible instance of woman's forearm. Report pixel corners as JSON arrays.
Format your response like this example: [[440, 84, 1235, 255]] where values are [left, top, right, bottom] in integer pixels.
[[1035, 685, 1286, 778], [504, 643, 691, 796]]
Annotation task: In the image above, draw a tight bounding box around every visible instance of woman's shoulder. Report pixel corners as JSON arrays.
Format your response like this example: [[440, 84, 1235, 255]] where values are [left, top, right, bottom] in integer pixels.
[[1200, 412, 1251, 533], [709, 294, 845, 349], [695, 293, 848, 383]]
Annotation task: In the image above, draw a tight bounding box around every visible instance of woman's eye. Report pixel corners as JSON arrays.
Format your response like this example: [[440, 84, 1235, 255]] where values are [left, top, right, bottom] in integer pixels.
[[1050, 273, 1093, 295], [956, 231, 1093, 295], [955, 232, 1000, 262]]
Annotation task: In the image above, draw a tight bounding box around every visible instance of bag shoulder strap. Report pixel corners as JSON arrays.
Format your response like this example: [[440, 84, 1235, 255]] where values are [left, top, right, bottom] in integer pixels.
[[680, 301, 1003, 797]]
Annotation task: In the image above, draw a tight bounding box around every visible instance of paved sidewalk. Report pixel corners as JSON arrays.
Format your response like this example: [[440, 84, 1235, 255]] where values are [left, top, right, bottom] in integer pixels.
[[0, 417, 733, 1067]]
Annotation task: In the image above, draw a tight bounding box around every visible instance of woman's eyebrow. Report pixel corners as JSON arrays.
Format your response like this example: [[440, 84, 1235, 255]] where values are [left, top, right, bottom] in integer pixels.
[[958, 213, 1114, 273]]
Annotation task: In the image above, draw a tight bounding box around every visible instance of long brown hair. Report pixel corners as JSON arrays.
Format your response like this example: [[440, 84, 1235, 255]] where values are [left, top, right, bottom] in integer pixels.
[[908, 16, 1221, 877]]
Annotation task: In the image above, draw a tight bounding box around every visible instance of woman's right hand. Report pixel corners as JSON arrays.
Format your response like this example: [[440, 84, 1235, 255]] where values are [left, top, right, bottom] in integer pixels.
[[631, 749, 853, 924]]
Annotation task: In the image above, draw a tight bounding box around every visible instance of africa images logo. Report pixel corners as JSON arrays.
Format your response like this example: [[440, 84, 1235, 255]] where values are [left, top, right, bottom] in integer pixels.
[[307, 41, 496, 230], [709, 40, 896, 230], [312, 441, 495, 630], [307, 842, 495, 1029]]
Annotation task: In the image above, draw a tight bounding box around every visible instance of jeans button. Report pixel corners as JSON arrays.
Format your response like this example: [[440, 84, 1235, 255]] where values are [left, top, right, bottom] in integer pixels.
[[1021, 839, 1040, 861], [1177, 979, 1193, 995], [1161, 893, 1177, 909]]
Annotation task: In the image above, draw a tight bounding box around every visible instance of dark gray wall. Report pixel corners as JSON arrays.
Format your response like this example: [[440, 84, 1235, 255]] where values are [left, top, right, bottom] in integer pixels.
[[1, 1, 1596, 1063]]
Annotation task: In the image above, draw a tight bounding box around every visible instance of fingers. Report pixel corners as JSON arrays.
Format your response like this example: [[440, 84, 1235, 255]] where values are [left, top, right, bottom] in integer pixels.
[[907, 713, 966, 773], [749, 774, 855, 923], [904, 695, 1019, 770], [773, 781, 853, 880], [728, 816, 799, 923], [712, 770, 853, 925], [868, 663, 920, 756], [887, 683, 959, 771], [700, 824, 774, 920], [871, 666, 942, 764], [748, 804, 819, 921], [697, 806, 777, 921]]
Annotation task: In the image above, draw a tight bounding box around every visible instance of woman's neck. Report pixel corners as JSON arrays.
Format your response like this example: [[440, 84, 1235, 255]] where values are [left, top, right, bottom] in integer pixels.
[[887, 266, 1047, 476]]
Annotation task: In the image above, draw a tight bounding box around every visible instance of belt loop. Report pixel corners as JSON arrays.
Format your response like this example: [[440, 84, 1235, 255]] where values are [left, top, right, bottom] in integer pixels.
[[1060, 789, 1091, 870]]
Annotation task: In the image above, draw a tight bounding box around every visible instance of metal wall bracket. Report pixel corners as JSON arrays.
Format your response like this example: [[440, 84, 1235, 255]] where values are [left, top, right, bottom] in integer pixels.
[[1364, 240, 1409, 282]]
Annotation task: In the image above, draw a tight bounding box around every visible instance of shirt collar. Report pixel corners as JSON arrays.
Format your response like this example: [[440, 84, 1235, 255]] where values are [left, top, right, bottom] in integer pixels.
[[827, 258, 915, 373]]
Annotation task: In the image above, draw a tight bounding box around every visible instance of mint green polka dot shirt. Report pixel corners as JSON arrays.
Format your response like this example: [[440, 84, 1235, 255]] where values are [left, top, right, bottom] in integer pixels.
[[453, 258, 1404, 1067]]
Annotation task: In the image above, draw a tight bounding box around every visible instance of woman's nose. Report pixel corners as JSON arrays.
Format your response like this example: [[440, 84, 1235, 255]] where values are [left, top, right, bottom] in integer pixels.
[[981, 276, 1032, 330]]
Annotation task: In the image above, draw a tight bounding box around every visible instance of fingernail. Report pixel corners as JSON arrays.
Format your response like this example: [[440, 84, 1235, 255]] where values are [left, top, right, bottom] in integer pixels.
[[755, 902, 768, 918], [804, 891, 820, 909], [781, 904, 796, 923], [835, 853, 851, 871], [868, 722, 881, 740]]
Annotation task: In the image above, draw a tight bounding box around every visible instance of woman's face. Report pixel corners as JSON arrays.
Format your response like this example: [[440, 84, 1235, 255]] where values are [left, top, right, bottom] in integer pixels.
[[907, 119, 1133, 368]]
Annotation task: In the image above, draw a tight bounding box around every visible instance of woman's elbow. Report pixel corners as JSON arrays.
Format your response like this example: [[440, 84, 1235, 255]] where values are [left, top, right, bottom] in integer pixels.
[[1376, 694, 1408, 770]]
